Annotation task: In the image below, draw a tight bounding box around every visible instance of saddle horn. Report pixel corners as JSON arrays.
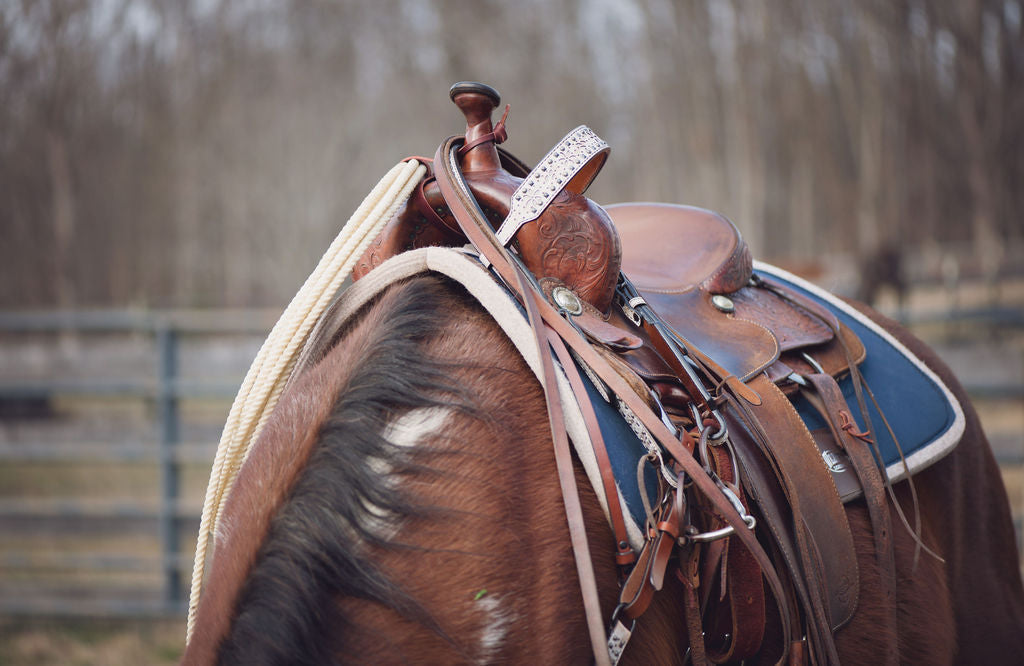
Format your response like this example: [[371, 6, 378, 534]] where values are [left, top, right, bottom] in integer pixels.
[[354, 81, 621, 315]]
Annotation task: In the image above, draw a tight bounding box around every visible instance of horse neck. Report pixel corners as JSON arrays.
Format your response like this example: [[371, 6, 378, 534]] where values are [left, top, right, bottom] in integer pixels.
[[185, 275, 661, 663]]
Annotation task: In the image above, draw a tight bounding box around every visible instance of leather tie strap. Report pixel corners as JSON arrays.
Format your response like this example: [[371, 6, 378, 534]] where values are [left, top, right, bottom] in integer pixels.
[[457, 103, 510, 156]]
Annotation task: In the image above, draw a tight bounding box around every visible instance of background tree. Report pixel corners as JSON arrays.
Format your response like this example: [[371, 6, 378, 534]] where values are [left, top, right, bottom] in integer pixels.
[[2, 0, 1020, 308]]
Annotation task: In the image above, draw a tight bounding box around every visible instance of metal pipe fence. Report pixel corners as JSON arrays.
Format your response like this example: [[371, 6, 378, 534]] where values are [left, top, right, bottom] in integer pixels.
[[0, 306, 1020, 617], [0, 309, 276, 618]]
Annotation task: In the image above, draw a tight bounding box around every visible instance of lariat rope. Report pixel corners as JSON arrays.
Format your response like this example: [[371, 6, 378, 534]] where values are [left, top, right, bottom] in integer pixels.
[[185, 159, 427, 644]]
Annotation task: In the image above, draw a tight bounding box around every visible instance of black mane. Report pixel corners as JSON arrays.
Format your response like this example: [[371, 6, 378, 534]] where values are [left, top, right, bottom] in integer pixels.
[[218, 276, 479, 665]]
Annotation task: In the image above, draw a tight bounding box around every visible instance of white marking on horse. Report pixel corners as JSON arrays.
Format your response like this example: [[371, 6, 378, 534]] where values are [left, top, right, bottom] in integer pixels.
[[475, 595, 515, 664], [361, 407, 453, 539], [381, 407, 452, 450]]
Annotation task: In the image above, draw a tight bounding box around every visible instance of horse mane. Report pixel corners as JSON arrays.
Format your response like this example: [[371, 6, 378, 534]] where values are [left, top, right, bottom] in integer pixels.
[[217, 275, 493, 664]]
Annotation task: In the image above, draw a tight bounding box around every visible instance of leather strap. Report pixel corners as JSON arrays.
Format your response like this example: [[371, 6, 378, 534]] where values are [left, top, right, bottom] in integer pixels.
[[548, 329, 636, 569], [723, 376, 859, 665], [617, 529, 659, 617], [618, 485, 680, 620], [514, 268, 612, 666], [702, 445, 766, 663], [457, 103, 510, 156], [411, 176, 462, 236], [432, 135, 794, 664], [681, 543, 709, 666], [803, 373, 898, 665]]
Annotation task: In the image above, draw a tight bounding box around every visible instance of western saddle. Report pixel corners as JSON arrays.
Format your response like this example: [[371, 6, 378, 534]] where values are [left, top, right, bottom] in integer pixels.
[[353, 82, 901, 666]]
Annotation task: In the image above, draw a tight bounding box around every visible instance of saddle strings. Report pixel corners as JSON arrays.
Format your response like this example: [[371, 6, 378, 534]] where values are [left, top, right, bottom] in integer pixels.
[[185, 159, 426, 644], [840, 339, 942, 565], [763, 277, 940, 567]]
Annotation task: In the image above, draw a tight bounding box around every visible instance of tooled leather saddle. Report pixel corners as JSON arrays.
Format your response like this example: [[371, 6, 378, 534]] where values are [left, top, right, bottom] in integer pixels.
[[351, 82, 916, 666]]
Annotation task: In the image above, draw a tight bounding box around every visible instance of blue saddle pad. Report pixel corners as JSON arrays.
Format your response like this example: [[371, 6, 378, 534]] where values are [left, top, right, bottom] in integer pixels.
[[761, 265, 964, 481], [581, 263, 964, 531]]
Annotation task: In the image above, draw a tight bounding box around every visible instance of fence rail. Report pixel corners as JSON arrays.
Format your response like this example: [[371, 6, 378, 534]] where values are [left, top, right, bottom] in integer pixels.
[[0, 442, 215, 463], [0, 309, 276, 618], [0, 309, 278, 334]]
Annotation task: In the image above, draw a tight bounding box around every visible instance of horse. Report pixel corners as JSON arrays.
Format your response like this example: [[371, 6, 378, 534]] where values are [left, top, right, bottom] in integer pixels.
[[182, 271, 1024, 664], [182, 83, 1024, 664]]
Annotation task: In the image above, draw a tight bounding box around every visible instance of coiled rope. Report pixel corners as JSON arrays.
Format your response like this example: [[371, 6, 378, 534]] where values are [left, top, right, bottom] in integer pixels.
[[185, 159, 427, 643]]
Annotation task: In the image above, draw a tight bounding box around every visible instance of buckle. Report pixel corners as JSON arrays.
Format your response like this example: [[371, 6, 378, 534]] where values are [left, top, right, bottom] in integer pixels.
[[608, 605, 637, 665], [683, 480, 757, 544]]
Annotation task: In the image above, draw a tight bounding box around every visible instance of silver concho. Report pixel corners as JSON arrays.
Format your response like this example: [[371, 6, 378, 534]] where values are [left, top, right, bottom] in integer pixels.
[[711, 294, 735, 313], [552, 286, 583, 315]]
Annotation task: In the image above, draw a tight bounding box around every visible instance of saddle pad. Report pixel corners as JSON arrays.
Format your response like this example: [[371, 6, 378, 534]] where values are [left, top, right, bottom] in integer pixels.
[[572, 357, 662, 536], [755, 262, 965, 482], [577, 262, 966, 533]]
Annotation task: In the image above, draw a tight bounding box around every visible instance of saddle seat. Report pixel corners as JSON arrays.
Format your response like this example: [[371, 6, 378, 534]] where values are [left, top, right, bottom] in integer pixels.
[[608, 202, 751, 295], [609, 202, 861, 384]]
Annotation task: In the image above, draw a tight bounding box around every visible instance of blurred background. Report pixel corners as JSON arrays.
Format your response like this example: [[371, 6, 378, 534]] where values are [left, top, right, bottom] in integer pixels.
[[1, 0, 1021, 662]]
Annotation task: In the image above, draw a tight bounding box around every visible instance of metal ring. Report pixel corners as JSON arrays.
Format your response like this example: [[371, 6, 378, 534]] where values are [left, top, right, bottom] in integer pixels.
[[787, 372, 809, 387], [801, 352, 825, 375], [685, 514, 757, 544], [706, 410, 728, 441], [682, 468, 757, 545]]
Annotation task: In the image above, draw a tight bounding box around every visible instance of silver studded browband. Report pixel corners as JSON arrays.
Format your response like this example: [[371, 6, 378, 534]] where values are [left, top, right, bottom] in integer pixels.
[[495, 125, 610, 246]]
